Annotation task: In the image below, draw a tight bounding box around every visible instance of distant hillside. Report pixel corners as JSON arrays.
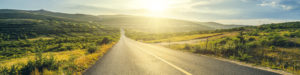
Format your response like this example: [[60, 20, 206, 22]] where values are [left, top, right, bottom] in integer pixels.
[[0, 9, 100, 22], [29, 9, 101, 22], [0, 9, 77, 22], [98, 15, 246, 32], [200, 22, 246, 29], [0, 9, 246, 33], [0, 9, 117, 40]]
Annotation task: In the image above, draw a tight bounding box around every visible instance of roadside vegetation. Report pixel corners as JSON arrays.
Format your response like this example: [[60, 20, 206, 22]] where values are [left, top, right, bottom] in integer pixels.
[[0, 42, 116, 75], [125, 29, 221, 43], [127, 22, 300, 74], [0, 9, 120, 74]]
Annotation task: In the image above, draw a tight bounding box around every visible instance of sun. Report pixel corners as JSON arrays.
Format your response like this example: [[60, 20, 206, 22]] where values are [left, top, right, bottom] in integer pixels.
[[143, 0, 169, 13], [145, 3, 168, 12]]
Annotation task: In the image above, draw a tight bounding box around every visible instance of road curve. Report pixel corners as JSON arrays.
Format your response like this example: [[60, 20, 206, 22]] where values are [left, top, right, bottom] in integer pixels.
[[84, 31, 280, 75]]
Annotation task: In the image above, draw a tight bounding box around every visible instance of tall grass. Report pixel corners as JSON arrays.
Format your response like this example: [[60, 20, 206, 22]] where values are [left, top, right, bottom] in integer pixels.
[[169, 32, 300, 74], [0, 55, 59, 75], [145, 33, 222, 43], [74, 43, 115, 72], [0, 42, 116, 75]]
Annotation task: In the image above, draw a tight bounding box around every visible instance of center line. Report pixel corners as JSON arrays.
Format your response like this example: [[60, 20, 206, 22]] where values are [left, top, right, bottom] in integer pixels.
[[128, 40, 193, 75]]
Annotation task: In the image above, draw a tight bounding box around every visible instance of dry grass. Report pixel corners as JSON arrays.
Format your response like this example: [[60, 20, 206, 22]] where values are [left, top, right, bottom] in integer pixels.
[[209, 32, 238, 40], [0, 42, 116, 74], [290, 38, 300, 44], [0, 49, 85, 68], [27, 37, 53, 41], [277, 48, 300, 55], [74, 42, 115, 71], [146, 33, 222, 43], [0, 54, 34, 68], [165, 31, 300, 75]]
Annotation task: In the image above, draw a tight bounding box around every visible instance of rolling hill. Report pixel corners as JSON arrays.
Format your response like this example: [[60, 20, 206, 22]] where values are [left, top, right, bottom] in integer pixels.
[[0, 9, 246, 33], [0, 9, 117, 40], [98, 15, 246, 32], [0, 9, 120, 75]]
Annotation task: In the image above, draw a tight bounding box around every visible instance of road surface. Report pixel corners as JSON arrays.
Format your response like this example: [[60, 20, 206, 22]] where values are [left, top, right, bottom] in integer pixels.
[[84, 31, 280, 75]]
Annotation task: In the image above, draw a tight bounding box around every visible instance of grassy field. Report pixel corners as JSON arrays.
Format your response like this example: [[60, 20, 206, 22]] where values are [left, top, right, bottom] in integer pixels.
[[0, 9, 120, 75], [167, 33, 300, 74], [0, 42, 116, 75], [125, 29, 219, 43], [144, 33, 222, 43], [126, 22, 300, 74]]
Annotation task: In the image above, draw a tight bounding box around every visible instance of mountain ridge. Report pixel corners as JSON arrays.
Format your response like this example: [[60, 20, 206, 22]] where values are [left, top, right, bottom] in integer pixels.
[[0, 9, 247, 32]]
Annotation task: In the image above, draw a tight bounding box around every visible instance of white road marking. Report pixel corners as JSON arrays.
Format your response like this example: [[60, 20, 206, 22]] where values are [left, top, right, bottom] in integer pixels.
[[127, 40, 193, 75]]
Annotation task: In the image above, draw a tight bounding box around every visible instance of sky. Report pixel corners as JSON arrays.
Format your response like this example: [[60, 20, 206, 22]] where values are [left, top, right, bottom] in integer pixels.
[[0, 0, 300, 25]]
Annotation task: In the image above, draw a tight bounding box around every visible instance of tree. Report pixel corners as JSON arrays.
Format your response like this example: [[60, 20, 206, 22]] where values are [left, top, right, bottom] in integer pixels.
[[101, 37, 111, 44]]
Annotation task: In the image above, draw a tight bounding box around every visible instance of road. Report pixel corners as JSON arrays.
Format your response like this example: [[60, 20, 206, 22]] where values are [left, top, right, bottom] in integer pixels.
[[84, 31, 280, 75]]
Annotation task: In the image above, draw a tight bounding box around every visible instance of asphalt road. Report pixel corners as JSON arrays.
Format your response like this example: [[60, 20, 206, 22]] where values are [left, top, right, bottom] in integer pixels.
[[84, 31, 280, 75]]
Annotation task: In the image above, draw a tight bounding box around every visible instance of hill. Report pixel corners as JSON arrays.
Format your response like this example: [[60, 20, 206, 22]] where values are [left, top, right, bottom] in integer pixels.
[[0, 9, 120, 74], [98, 15, 246, 32], [0, 9, 246, 33], [0, 9, 119, 40], [29, 9, 101, 22]]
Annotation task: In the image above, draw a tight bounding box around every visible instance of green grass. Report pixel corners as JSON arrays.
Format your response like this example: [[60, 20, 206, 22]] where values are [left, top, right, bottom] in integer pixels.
[[125, 29, 219, 42], [0, 9, 120, 74], [126, 22, 300, 74], [145, 33, 221, 43], [0, 42, 116, 75]]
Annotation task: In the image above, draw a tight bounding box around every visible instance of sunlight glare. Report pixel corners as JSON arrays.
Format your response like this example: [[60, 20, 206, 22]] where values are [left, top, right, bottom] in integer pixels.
[[145, 2, 167, 12], [140, 0, 169, 17]]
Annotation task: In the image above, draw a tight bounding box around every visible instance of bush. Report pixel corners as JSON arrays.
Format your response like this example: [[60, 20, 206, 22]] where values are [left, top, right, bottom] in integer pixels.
[[0, 65, 19, 75], [237, 51, 252, 61], [0, 55, 59, 75], [19, 56, 59, 75], [248, 37, 256, 41], [248, 31, 259, 36], [87, 45, 97, 53], [183, 44, 192, 50], [290, 31, 300, 37], [267, 34, 294, 47], [101, 37, 111, 44]]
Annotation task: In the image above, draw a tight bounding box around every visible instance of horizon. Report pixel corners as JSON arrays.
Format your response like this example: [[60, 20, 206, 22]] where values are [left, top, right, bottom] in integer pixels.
[[1, 0, 300, 25], [2, 8, 299, 26]]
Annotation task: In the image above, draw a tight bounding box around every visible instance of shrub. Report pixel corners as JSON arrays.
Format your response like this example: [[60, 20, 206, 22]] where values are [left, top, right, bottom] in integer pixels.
[[66, 45, 75, 50], [0, 65, 19, 75], [237, 51, 252, 61], [19, 56, 59, 75], [101, 37, 111, 44], [87, 45, 97, 53], [290, 31, 300, 37], [248, 31, 259, 36], [248, 37, 256, 41], [246, 42, 258, 48], [183, 44, 192, 50], [266, 34, 298, 47], [0, 55, 59, 75]]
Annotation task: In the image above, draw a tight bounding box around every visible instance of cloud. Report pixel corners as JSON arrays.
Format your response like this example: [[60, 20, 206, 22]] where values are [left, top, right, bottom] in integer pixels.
[[214, 19, 300, 25], [258, 0, 299, 10], [184, 0, 240, 15], [259, 0, 278, 7]]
